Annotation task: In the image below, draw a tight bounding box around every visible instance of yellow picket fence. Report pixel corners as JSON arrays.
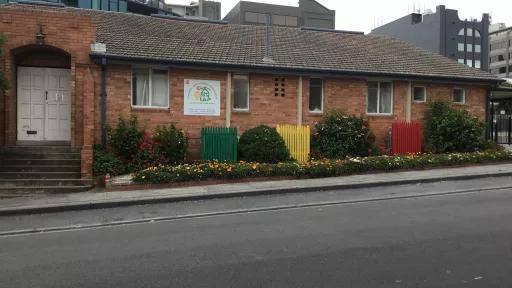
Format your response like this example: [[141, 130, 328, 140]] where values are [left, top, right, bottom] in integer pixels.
[[276, 125, 310, 162]]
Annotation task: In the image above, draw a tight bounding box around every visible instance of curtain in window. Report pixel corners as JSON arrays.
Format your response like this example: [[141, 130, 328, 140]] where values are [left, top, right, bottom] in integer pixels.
[[132, 69, 149, 106], [379, 82, 392, 114], [309, 79, 323, 112], [233, 76, 249, 109], [151, 70, 168, 107], [367, 82, 378, 113]]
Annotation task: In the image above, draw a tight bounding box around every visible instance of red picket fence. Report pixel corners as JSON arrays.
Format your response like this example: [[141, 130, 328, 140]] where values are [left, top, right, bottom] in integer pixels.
[[391, 122, 422, 155]]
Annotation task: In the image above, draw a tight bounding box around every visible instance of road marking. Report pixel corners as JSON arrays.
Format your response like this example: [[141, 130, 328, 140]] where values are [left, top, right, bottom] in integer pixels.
[[1, 185, 512, 238]]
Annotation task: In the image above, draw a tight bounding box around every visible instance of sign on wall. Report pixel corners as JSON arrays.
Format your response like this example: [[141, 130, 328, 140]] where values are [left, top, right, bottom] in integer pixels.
[[184, 79, 221, 116]]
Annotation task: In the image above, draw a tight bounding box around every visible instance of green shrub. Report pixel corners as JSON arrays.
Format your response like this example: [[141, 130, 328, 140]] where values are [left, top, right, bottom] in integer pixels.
[[107, 114, 144, 160], [238, 125, 290, 163], [424, 101, 486, 153], [93, 145, 127, 176], [153, 124, 188, 165], [312, 109, 377, 159]]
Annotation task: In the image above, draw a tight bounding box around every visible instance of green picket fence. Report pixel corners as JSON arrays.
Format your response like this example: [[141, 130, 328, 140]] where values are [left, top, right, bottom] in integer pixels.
[[200, 127, 238, 161]]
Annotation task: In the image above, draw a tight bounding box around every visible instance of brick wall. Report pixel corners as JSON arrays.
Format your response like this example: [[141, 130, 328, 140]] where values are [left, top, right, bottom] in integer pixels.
[[0, 6, 97, 178], [103, 68, 489, 157], [0, 6, 490, 176]]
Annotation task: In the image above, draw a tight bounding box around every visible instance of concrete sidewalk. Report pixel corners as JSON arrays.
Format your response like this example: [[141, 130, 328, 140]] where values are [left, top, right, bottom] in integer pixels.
[[1, 163, 512, 216]]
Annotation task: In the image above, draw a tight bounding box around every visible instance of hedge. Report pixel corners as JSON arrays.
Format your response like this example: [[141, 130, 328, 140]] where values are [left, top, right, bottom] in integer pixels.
[[133, 150, 512, 184]]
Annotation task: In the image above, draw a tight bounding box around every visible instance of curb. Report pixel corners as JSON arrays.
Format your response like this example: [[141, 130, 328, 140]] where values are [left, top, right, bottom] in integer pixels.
[[1, 169, 512, 216]]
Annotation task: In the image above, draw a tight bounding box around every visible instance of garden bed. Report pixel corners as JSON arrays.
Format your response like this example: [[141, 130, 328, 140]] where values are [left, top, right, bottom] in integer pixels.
[[124, 150, 512, 188]]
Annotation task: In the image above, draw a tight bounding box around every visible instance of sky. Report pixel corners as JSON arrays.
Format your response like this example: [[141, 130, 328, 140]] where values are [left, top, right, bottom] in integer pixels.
[[169, 0, 510, 33]]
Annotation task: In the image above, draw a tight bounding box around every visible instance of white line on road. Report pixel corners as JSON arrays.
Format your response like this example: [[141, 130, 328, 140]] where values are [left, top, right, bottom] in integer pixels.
[[1, 185, 512, 238]]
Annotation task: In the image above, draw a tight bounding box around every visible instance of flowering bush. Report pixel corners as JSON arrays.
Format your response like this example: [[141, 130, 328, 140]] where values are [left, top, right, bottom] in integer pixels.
[[107, 114, 144, 161], [133, 150, 512, 184], [153, 124, 188, 165]]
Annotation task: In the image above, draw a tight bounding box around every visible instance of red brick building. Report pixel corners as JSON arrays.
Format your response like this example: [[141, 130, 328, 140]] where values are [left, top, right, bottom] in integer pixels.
[[0, 3, 502, 185]]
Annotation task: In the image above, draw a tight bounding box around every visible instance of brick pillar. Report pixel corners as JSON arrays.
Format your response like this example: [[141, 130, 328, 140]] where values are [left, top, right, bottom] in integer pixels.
[[81, 67, 94, 179]]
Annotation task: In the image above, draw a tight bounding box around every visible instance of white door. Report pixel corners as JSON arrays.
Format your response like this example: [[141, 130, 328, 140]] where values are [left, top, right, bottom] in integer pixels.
[[17, 67, 71, 142]]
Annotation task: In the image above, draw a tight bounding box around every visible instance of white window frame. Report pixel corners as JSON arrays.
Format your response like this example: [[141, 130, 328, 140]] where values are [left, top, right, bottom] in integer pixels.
[[452, 88, 466, 104], [232, 74, 250, 112], [131, 67, 170, 109], [308, 78, 324, 113], [366, 81, 394, 115], [412, 86, 427, 102]]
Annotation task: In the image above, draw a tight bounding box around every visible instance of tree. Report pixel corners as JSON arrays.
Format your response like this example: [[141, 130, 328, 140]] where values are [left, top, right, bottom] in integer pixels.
[[0, 33, 8, 92]]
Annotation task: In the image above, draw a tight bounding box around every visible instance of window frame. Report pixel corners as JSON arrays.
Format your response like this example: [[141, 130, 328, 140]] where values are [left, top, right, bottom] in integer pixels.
[[452, 88, 466, 104], [231, 74, 250, 112], [130, 67, 170, 109], [366, 81, 394, 115], [308, 78, 324, 114], [412, 85, 427, 103]]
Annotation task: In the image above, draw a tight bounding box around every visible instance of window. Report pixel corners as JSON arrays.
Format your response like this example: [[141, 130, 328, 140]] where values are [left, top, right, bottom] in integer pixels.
[[309, 78, 323, 113], [458, 28, 465, 36], [458, 43, 465, 52], [132, 68, 169, 108], [474, 29, 481, 38], [78, 0, 91, 8], [109, 0, 118, 11], [119, 0, 127, 11], [285, 16, 298, 27], [453, 88, 466, 104], [272, 15, 286, 26], [413, 86, 426, 102], [475, 60, 481, 69], [475, 44, 481, 53], [458, 59, 465, 64], [245, 12, 267, 24], [232, 74, 249, 110], [367, 81, 393, 114], [466, 44, 473, 52]]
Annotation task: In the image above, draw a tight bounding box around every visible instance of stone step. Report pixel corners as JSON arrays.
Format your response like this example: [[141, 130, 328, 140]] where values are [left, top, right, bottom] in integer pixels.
[[0, 172, 81, 179], [0, 185, 92, 195], [0, 146, 81, 154], [0, 179, 91, 188], [0, 165, 81, 173], [0, 152, 81, 160], [0, 159, 81, 166]]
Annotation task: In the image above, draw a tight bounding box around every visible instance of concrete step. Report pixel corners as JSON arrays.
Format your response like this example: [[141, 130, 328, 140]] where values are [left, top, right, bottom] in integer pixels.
[[0, 185, 92, 195], [0, 153, 81, 160], [0, 159, 81, 166], [0, 146, 81, 154], [0, 179, 91, 188], [0, 172, 82, 179], [0, 165, 81, 173]]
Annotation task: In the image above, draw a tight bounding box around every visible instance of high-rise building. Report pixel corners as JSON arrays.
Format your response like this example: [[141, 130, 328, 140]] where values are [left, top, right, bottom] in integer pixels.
[[0, 0, 177, 16], [489, 24, 512, 78], [166, 0, 221, 21], [371, 5, 489, 71], [223, 0, 335, 29]]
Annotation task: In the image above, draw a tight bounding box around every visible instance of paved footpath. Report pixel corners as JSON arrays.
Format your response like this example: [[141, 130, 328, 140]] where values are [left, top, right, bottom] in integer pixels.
[[1, 163, 512, 216]]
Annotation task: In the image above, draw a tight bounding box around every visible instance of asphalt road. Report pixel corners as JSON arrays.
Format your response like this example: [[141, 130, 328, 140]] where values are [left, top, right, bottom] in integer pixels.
[[1, 178, 512, 287]]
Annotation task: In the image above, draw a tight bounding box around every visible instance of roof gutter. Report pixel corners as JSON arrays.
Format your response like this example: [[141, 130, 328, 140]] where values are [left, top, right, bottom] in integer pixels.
[[90, 53, 504, 86]]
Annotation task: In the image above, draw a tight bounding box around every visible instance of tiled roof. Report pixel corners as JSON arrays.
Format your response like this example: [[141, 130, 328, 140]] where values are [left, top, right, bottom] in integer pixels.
[[1, 4, 500, 82]]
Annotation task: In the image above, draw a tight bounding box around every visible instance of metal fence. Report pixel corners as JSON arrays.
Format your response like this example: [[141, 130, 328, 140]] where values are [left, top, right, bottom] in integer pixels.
[[390, 122, 422, 155], [200, 127, 238, 161], [490, 114, 512, 145]]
